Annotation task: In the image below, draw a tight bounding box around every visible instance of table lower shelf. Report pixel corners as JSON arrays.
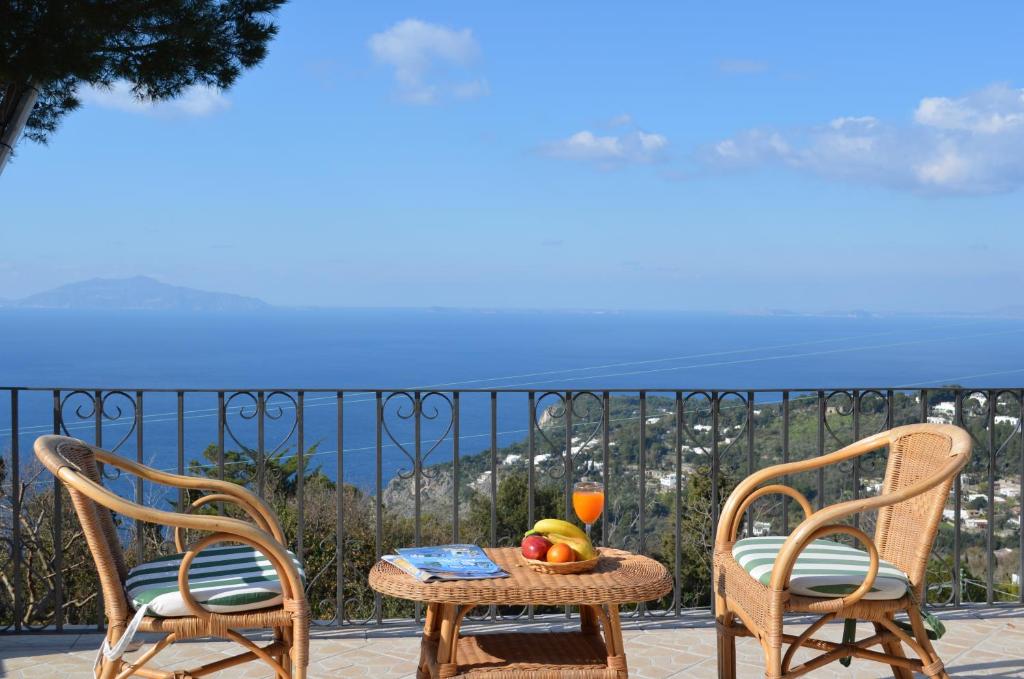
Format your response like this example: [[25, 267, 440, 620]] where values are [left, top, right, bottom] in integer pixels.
[[420, 631, 626, 679]]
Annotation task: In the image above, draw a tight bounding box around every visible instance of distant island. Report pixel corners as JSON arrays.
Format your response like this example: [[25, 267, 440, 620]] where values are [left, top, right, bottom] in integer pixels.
[[4, 276, 271, 312]]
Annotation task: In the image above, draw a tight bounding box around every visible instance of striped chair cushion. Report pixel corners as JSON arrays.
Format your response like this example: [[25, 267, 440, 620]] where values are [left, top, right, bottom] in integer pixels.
[[732, 536, 909, 600], [126, 545, 305, 617]]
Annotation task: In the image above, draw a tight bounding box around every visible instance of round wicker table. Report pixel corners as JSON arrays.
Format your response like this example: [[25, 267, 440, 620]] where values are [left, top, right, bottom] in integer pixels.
[[369, 547, 673, 679]]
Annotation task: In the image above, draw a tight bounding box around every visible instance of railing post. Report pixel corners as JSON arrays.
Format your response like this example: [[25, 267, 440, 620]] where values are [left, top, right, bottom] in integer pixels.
[[602, 391, 611, 547], [176, 391, 184, 511], [257, 390, 266, 499], [673, 390, 682, 616], [954, 391, 963, 606], [711, 391, 720, 530], [852, 390, 861, 528], [527, 391, 535, 529], [374, 392, 383, 624], [816, 390, 825, 510], [297, 391, 305, 562], [564, 390, 573, 521], [336, 391, 345, 626], [51, 389, 63, 631], [452, 391, 460, 543], [138, 391, 147, 568], [782, 391, 790, 534], [217, 391, 226, 515], [11, 389, 22, 631], [744, 392, 754, 536], [987, 390, 995, 604], [1019, 389, 1024, 605], [638, 391, 647, 556], [491, 390, 499, 622], [414, 391, 422, 551]]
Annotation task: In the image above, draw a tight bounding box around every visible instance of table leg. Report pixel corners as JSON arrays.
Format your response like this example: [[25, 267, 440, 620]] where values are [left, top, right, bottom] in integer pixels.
[[580, 605, 599, 635], [605, 604, 627, 678], [436, 604, 460, 676], [419, 603, 442, 679], [424, 603, 441, 640]]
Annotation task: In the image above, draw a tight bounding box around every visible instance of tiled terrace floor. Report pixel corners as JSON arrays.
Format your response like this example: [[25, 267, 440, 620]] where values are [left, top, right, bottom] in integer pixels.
[[3, 608, 1023, 678]]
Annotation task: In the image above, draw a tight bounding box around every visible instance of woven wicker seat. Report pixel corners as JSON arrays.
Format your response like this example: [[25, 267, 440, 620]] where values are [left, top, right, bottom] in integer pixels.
[[34, 435, 309, 679], [713, 423, 971, 679]]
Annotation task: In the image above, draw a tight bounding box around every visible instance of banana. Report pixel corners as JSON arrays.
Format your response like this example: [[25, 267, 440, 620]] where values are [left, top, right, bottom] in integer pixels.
[[527, 518, 588, 541], [545, 533, 597, 560], [525, 519, 597, 560]]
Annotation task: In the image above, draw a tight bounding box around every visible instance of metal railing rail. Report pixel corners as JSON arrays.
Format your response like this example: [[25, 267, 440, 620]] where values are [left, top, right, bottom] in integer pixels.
[[0, 385, 1021, 632]]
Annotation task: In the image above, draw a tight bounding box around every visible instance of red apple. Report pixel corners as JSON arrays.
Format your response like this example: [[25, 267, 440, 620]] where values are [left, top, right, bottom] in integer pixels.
[[521, 535, 552, 560]]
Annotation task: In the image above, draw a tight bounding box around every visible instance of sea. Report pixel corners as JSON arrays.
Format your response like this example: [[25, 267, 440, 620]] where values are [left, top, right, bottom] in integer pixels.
[[1, 308, 1022, 490]]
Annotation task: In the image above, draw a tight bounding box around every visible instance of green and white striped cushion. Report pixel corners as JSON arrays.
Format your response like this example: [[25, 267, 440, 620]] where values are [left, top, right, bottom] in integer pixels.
[[125, 545, 305, 617], [733, 536, 909, 600]]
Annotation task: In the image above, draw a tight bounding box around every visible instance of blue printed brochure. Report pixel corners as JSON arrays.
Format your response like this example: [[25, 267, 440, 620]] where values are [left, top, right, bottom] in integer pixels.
[[384, 544, 508, 582]]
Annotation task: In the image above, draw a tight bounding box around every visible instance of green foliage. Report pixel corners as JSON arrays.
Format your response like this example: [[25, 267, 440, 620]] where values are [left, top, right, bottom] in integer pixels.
[[658, 466, 735, 608], [1, 0, 285, 143], [463, 472, 560, 546]]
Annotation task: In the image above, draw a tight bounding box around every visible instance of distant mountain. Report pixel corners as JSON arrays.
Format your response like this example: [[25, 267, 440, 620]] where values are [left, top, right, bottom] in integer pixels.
[[12, 276, 271, 311]]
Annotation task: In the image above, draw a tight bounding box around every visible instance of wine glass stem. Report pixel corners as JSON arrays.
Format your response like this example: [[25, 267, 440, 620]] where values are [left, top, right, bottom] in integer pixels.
[[585, 523, 591, 539]]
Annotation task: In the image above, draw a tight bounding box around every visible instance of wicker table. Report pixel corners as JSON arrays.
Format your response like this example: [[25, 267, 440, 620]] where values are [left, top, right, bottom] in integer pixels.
[[369, 547, 673, 679]]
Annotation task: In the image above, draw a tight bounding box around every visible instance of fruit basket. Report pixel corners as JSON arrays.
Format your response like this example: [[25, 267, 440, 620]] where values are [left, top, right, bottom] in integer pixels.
[[519, 548, 602, 575]]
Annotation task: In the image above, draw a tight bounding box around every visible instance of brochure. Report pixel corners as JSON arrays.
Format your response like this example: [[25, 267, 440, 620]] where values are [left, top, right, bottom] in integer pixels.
[[384, 544, 508, 582]]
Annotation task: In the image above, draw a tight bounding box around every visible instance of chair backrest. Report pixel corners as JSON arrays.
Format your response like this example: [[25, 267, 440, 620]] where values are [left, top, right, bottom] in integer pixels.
[[873, 424, 971, 593], [34, 436, 132, 626]]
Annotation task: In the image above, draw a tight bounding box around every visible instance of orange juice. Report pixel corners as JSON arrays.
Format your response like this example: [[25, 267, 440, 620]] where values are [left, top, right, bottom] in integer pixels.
[[572, 489, 605, 525]]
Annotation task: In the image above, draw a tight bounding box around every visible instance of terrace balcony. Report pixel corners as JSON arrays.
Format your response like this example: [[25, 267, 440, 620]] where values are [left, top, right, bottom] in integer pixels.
[[1, 385, 1022, 677], [2, 610, 1024, 678]]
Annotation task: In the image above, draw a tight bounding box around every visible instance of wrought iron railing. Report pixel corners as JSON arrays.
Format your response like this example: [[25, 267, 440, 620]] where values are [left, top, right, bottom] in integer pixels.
[[0, 385, 1021, 632]]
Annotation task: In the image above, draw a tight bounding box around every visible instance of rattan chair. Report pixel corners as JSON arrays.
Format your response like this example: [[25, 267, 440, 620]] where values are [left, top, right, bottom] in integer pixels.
[[713, 423, 971, 679], [34, 434, 309, 679]]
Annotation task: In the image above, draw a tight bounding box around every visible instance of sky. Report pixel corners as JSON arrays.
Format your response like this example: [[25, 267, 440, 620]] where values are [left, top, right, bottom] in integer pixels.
[[1, 2, 1023, 313]]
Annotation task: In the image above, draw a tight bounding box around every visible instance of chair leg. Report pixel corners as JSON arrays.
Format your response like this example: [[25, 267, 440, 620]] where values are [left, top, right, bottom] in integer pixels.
[[874, 621, 913, 679], [271, 629, 285, 679], [291, 616, 309, 679], [96, 628, 121, 679], [907, 607, 950, 679], [762, 638, 782, 679], [96, 656, 118, 679], [716, 610, 737, 679]]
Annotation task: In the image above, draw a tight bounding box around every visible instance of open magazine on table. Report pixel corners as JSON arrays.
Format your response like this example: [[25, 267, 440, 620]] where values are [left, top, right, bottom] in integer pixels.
[[383, 544, 509, 582]]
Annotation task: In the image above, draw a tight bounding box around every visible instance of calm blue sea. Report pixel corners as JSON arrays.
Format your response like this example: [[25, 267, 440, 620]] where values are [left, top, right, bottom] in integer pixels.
[[1, 308, 1022, 489]]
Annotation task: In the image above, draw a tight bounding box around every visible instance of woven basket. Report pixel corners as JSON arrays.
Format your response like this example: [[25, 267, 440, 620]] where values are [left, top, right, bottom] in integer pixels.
[[519, 548, 602, 575]]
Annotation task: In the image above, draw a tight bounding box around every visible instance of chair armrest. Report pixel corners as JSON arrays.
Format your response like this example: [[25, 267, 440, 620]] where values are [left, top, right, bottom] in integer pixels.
[[178, 531, 305, 623], [768, 445, 969, 594], [89, 445, 287, 544], [50, 462, 303, 592], [724, 484, 815, 543], [716, 430, 892, 546], [173, 494, 277, 551], [774, 524, 881, 610]]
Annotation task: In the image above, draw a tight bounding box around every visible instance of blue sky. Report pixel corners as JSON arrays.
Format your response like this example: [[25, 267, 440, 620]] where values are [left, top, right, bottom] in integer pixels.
[[2, 2, 1023, 312]]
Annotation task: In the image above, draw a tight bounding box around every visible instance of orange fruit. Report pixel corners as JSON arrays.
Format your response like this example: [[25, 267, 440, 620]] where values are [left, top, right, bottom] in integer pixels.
[[546, 543, 576, 563]]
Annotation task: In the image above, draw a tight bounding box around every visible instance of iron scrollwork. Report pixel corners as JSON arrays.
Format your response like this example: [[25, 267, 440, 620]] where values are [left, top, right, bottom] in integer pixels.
[[381, 391, 454, 481]]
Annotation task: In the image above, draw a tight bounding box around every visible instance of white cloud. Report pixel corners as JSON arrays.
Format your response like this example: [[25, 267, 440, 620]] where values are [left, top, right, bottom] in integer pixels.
[[368, 19, 485, 104], [705, 83, 1024, 194], [544, 118, 669, 169], [78, 80, 229, 117], [915, 85, 1024, 133]]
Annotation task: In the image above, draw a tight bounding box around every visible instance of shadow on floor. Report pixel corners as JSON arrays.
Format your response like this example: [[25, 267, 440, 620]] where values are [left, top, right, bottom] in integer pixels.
[[946, 658, 1024, 678]]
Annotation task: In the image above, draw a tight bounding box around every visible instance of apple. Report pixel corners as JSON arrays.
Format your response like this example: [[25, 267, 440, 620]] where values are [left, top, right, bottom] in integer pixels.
[[521, 535, 552, 560]]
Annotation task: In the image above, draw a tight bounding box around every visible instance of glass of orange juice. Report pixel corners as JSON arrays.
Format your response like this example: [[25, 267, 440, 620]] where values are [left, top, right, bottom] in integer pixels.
[[572, 480, 604, 541]]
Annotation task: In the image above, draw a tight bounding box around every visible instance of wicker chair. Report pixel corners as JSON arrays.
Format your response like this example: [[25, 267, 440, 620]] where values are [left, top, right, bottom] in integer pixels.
[[34, 434, 309, 679], [713, 423, 971, 679]]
